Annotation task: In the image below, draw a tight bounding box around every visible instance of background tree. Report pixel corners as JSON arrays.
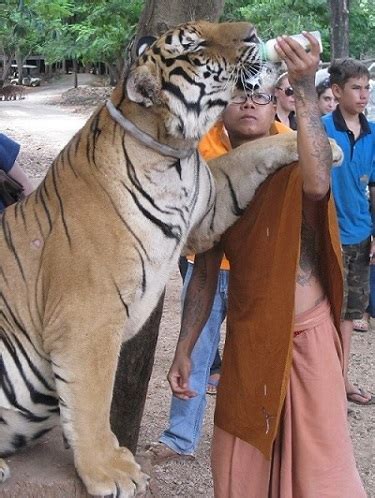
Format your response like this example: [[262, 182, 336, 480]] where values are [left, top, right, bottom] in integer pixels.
[[2, 0, 374, 87], [0, 0, 43, 84], [110, 0, 226, 453], [329, 0, 349, 59]]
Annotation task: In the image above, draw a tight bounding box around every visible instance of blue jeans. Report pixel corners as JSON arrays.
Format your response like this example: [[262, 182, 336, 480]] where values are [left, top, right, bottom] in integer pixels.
[[159, 262, 229, 455]]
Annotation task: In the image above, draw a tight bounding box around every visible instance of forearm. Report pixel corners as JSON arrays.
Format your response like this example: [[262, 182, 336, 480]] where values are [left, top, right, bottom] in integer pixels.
[[275, 33, 332, 201], [294, 79, 332, 200], [175, 246, 223, 357]]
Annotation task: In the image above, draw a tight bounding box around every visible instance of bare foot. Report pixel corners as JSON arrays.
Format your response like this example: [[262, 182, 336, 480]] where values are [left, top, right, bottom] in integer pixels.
[[346, 386, 375, 406], [206, 373, 220, 395], [144, 442, 194, 465]]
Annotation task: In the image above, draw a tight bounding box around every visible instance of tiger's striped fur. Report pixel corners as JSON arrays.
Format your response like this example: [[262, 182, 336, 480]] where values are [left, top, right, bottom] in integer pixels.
[[0, 20, 318, 497]]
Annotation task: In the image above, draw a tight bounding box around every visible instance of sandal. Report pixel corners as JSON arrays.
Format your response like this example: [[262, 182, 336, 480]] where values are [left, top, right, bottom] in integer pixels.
[[353, 318, 369, 332]]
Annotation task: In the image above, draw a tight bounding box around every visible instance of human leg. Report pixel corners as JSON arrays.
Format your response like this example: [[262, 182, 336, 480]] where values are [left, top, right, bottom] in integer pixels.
[[211, 425, 271, 498], [341, 239, 372, 403], [210, 349, 222, 375], [157, 265, 228, 456], [271, 300, 366, 497], [207, 349, 222, 395], [368, 263, 375, 319]]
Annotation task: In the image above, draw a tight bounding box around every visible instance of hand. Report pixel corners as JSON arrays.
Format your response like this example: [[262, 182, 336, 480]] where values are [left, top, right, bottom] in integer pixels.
[[274, 32, 320, 87], [167, 351, 197, 400]]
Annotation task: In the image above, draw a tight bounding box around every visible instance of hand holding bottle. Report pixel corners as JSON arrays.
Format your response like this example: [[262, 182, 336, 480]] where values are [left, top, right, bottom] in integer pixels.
[[272, 32, 321, 89]]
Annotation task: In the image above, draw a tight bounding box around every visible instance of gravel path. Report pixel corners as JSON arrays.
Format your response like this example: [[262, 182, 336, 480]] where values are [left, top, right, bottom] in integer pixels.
[[0, 75, 374, 497]]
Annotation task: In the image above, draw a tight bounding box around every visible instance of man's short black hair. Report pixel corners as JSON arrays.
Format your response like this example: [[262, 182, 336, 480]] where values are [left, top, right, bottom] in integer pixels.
[[328, 58, 369, 88]]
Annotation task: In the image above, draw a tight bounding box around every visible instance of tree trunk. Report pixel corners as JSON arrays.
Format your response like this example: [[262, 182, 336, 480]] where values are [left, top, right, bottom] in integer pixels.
[[1, 54, 14, 86], [15, 52, 23, 85], [110, 293, 165, 452], [110, 0, 225, 453], [106, 62, 119, 86], [73, 59, 78, 88], [329, 0, 349, 60]]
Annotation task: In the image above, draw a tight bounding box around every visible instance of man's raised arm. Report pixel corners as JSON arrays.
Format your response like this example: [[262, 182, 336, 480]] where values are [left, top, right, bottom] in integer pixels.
[[276, 32, 333, 200]]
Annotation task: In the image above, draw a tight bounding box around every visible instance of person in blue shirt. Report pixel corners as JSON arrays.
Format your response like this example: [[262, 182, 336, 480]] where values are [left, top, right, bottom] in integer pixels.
[[0, 133, 33, 211], [322, 58, 375, 406]]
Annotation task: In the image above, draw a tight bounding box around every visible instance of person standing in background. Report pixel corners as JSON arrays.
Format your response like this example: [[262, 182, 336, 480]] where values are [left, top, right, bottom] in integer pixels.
[[275, 72, 297, 129], [316, 78, 337, 115], [322, 58, 375, 406]]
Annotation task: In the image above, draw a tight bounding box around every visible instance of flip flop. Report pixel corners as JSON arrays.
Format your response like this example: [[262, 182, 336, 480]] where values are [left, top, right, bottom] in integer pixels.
[[347, 387, 375, 406]]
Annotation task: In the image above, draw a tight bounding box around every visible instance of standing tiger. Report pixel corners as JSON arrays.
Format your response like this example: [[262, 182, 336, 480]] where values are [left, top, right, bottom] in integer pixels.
[[0, 21, 342, 497]]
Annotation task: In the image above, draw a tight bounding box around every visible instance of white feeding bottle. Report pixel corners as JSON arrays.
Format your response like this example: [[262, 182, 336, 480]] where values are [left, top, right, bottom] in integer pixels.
[[260, 31, 323, 62]]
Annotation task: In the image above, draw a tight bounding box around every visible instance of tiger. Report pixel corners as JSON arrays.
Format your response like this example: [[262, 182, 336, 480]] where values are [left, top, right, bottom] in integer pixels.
[[0, 85, 26, 101], [0, 20, 342, 498]]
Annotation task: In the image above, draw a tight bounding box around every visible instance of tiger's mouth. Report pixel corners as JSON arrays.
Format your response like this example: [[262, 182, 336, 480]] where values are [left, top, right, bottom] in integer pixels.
[[236, 43, 266, 91]]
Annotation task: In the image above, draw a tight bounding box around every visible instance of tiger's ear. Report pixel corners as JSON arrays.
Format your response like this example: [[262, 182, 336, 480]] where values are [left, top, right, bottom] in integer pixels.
[[126, 66, 162, 107], [136, 35, 157, 56]]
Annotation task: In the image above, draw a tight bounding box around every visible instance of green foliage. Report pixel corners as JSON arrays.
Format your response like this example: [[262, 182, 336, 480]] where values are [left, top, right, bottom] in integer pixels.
[[0, 0, 373, 72], [0, 0, 43, 60], [67, 0, 143, 64], [0, 0, 143, 70], [349, 0, 375, 58], [222, 0, 375, 61]]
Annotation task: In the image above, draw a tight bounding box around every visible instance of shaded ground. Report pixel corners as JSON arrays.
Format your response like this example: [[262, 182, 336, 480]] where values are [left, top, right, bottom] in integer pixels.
[[0, 74, 374, 497]]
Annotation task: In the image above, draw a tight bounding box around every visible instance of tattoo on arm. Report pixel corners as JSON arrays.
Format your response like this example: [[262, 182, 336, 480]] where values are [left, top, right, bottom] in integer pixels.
[[293, 81, 333, 188], [178, 252, 219, 345]]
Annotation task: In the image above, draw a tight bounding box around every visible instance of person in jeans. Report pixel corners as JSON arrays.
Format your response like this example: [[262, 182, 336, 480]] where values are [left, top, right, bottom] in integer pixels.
[[146, 259, 229, 462], [322, 58, 375, 406]]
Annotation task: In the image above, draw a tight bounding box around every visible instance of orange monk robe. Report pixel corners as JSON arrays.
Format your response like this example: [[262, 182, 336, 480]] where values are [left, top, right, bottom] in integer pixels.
[[215, 163, 343, 459]]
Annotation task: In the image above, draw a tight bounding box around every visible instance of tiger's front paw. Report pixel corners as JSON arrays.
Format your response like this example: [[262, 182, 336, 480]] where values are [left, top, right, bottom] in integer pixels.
[[77, 446, 149, 497]]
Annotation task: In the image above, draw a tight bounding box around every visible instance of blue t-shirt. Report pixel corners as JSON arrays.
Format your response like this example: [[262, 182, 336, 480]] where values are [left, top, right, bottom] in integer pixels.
[[322, 108, 375, 245], [0, 133, 21, 211]]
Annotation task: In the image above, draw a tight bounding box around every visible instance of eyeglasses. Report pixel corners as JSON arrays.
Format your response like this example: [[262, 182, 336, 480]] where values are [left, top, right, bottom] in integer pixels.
[[276, 86, 294, 97], [229, 92, 274, 106]]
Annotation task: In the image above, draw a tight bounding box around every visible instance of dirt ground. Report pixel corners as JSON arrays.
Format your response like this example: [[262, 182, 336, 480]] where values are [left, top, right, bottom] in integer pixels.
[[0, 75, 374, 497]]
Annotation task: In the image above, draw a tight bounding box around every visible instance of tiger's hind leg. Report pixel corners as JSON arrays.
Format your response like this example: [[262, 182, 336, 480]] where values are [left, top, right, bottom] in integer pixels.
[[0, 459, 10, 483], [48, 306, 149, 497]]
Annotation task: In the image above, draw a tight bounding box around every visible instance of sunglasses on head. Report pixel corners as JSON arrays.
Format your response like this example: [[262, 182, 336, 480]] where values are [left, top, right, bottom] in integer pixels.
[[276, 86, 294, 96]]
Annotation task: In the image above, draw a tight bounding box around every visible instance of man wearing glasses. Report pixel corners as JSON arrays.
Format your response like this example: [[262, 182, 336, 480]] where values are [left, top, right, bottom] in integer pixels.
[[275, 72, 297, 129], [167, 34, 365, 497]]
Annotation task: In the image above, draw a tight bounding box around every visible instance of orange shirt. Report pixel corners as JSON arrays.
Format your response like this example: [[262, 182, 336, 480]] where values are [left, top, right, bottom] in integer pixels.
[[189, 120, 290, 271]]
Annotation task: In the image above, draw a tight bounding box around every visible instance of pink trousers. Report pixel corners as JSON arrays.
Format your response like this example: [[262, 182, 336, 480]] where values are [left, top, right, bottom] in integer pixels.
[[211, 299, 367, 498]]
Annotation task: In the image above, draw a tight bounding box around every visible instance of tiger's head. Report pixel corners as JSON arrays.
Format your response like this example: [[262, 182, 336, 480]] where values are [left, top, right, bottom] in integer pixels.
[[125, 21, 265, 140]]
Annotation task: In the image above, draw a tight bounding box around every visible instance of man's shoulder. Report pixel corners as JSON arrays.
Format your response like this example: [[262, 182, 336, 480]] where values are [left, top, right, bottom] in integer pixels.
[[321, 112, 334, 125]]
